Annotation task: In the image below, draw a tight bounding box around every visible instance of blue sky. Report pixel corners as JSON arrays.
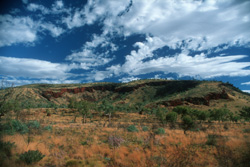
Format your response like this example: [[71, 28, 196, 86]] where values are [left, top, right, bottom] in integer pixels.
[[0, 0, 250, 92]]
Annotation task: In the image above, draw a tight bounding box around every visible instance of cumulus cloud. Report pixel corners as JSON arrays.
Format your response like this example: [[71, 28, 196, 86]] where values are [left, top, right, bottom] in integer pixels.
[[27, 3, 50, 14], [66, 34, 115, 69], [0, 15, 38, 47], [0, 14, 65, 47], [62, 8, 86, 29], [27, 1, 69, 15], [77, 0, 250, 81], [40, 23, 64, 37], [0, 56, 75, 79], [69, 0, 250, 53]]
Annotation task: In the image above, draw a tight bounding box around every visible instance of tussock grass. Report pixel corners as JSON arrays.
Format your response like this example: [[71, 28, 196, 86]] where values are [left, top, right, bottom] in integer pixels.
[[1, 110, 250, 167]]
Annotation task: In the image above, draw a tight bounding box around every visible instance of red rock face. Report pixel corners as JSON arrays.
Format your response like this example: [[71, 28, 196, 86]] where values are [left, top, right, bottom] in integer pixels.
[[42, 85, 116, 100], [159, 90, 230, 107]]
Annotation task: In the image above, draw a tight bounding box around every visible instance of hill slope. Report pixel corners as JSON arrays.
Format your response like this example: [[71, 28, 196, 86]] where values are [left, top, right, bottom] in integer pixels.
[[0, 79, 249, 112]]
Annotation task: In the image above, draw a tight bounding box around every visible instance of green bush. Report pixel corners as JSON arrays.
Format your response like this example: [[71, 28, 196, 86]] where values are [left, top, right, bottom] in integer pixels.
[[3, 119, 29, 135], [19, 150, 45, 165], [142, 126, 149, 132], [239, 106, 250, 121], [165, 112, 177, 123], [0, 141, 15, 162], [27, 120, 40, 129], [155, 128, 165, 135], [181, 115, 196, 134], [127, 125, 139, 132], [243, 128, 250, 133], [44, 125, 52, 131], [206, 135, 217, 146]]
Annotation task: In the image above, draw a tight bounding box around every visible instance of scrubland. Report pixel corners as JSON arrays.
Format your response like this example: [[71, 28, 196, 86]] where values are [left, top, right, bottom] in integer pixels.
[[1, 109, 250, 167]]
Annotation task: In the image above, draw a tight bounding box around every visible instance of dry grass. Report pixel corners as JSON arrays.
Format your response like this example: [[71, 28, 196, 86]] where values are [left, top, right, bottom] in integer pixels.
[[1, 110, 250, 167]]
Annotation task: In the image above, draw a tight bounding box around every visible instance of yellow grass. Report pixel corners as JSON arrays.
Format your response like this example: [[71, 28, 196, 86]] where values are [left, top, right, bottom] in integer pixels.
[[1, 110, 250, 167]]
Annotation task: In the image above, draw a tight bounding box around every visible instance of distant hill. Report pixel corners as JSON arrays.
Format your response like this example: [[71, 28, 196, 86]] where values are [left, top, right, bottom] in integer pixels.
[[0, 79, 250, 112]]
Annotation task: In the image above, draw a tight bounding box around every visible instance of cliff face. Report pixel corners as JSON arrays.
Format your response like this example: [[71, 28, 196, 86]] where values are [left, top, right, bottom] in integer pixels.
[[42, 81, 174, 100], [159, 89, 230, 106], [41, 80, 231, 107], [42, 85, 117, 100]]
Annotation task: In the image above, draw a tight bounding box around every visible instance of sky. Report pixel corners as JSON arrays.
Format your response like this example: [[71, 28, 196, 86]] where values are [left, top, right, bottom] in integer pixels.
[[0, 0, 250, 92]]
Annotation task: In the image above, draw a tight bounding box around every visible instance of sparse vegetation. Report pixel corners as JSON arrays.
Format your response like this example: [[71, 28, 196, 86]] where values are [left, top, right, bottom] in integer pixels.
[[0, 79, 250, 166], [19, 150, 45, 165], [127, 125, 139, 132], [155, 128, 165, 135]]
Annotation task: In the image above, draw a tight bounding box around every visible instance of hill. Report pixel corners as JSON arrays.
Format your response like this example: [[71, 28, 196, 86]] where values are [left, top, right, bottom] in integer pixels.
[[1, 79, 249, 112]]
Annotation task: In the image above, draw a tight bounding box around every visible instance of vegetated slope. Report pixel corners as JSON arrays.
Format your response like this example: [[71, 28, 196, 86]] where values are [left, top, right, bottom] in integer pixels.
[[0, 79, 249, 111]]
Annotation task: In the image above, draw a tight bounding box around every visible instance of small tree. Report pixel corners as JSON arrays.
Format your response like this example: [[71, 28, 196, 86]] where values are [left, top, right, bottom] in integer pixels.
[[165, 112, 177, 127], [173, 106, 191, 117], [155, 107, 167, 125], [181, 115, 196, 134], [239, 106, 250, 121], [76, 100, 91, 124], [68, 98, 78, 122], [210, 108, 230, 122], [196, 110, 210, 123], [99, 100, 115, 123]]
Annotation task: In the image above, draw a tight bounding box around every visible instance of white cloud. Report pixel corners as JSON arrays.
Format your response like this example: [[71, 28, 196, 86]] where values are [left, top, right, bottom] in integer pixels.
[[241, 82, 250, 85], [27, 1, 69, 15], [242, 90, 250, 93], [77, 0, 250, 81], [125, 53, 250, 78], [27, 3, 50, 14], [1, 76, 81, 86], [94, 53, 250, 81], [0, 56, 75, 79], [118, 76, 140, 83], [0, 14, 65, 47], [62, 9, 85, 29], [41, 23, 64, 37], [87, 70, 113, 81], [0, 15, 38, 47], [66, 48, 113, 70], [66, 34, 115, 69], [80, 0, 250, 50]]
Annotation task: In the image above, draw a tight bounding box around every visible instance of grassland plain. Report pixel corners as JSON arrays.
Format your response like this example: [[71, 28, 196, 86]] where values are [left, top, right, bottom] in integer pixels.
[[1, 109, 250, 167]]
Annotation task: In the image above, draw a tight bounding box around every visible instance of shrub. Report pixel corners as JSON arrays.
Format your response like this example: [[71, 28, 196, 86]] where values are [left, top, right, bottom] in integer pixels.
[[181, 115, 196, 134], [44, 125, 52, 131], [206, 135, 217, 146], [209, 108, 230, 122], [27, 120, 40, 129], [239, 106, 250, 121], [243, 128, 250, 133], [80, 141, 88, 146], [165, 112, 177, 124], [19, 150, 45, 164], [0, 141, 15, 162], [127, 125, 139, 132], [142, 126, 149, 132], [3, 119, 29, 135], [155, 128, 165, 135], [173, 106, 191, 116]]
